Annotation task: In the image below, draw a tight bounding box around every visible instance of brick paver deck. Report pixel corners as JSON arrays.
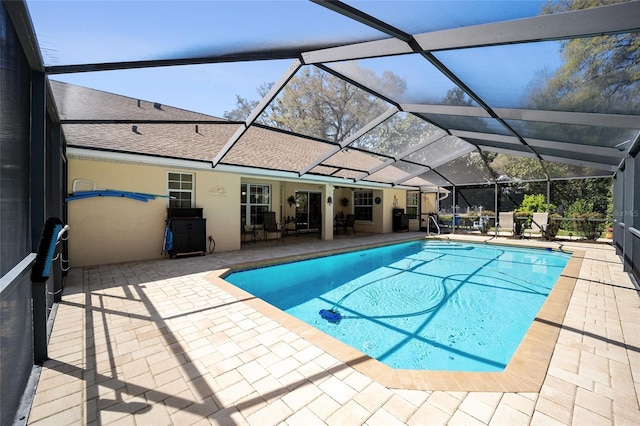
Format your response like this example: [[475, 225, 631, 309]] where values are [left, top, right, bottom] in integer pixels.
[[27, 233, 639, 425]]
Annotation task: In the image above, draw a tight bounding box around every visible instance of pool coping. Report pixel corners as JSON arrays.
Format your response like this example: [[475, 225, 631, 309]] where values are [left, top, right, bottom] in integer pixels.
[[205, 238, 584, 392]]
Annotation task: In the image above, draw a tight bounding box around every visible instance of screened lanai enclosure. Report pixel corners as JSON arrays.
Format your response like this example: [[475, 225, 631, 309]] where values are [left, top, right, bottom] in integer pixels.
[[1, 0, 640, 423], [29, 1, 640, 226]]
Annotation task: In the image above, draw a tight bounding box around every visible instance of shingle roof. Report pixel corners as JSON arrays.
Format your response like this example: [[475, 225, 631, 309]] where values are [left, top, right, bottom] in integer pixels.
[[51, 80, 225, 122], [55, 80, 429, 186], [62, 122, 239, 161]]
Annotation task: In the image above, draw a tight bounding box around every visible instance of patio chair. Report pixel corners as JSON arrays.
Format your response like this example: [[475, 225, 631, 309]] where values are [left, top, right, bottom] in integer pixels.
[[498, 211, 514, 237], [263, 212, 282, 241], [241, 223, 251, 242], [334, 213, 345, 234], [528, 212, 549, 239], [343, 214, 356, 236], [242, 223, 261, 243]]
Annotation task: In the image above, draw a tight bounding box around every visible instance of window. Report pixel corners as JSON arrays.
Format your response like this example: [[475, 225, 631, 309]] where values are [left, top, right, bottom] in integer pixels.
[[168, 172, 193, 208], [354, 190, 373, 221], [241, 183, 270, 225], [407, 191, 419, 219]]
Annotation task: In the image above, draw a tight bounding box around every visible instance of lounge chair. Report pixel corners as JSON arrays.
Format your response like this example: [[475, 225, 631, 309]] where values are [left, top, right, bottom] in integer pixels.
[[528, 212, 549, 239], [498, 212, 514, 237], [263, 212, 282, 241], [343, 214, 356, 236]]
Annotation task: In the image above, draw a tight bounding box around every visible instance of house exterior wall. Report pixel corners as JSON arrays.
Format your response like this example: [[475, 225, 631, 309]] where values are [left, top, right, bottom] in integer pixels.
[[196, 170, 241, 253], [330, 187, 389, 234], [422, 192, 437, 214], [68, 158, 240, 267], [407, 192, 438, 231], [68, 156, 417, 267], [383, 189, 407, 233]]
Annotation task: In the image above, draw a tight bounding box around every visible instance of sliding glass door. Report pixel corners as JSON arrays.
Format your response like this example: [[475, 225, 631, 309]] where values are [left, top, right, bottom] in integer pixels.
[[295, 191, 322, 231]]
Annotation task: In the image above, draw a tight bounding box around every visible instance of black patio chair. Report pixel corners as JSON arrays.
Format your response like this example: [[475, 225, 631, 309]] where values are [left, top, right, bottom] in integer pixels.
[[263, 212, 282, 241], [343, 214, 356, 236]]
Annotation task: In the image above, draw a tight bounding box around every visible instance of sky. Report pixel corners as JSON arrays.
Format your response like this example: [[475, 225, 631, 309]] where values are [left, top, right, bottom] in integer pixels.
[[26, 0, 557, 117], [48, 61, 293, 118]]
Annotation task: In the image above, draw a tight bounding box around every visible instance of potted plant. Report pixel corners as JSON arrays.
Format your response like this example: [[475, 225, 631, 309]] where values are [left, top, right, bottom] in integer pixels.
[[605, 227, 613, 239], [287, 195, 296, 207], [605, 214, 613, 239]]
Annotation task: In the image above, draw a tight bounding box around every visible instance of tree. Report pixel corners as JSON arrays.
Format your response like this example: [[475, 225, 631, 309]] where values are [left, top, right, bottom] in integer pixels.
[[484, 0, 630, 215], [388, 88, 486, 184], [352, 112, 442, 155], [223, 82, 272, 121], [524, 1, 638, 149], [224, 64, 403, 143], [551, 178, 612, 215], [538, 0, 639, 115]]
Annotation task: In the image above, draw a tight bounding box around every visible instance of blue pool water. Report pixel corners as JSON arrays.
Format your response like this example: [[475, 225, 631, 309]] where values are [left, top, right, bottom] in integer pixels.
[[225, 240, 570, 372]]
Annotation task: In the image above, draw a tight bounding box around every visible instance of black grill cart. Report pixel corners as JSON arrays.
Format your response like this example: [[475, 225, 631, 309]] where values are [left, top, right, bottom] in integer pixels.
[[166, 208, 206, 258]]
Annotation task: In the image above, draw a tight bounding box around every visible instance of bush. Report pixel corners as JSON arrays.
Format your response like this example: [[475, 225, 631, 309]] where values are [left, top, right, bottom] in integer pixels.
[[573, 212, 605, 240], [515, 195, 556, 237], [565, 199, 592, 232], [520, 194, 556, 214], [545, 213, 562, 240]]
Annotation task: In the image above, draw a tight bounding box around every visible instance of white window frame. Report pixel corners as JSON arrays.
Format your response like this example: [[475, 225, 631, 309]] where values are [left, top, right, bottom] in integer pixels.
[[407, 191, 419, 219], [167, 171, 194, 208], [354, 190, 373, 221], [241, 183, 271, 225]]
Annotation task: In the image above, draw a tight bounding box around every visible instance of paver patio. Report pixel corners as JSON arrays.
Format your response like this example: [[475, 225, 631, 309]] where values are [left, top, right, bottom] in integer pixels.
[[26, 233, 639, 425]]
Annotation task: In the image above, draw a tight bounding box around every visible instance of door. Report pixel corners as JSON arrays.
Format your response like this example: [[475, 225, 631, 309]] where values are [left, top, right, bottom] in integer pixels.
[[295, 191, 322, 231]]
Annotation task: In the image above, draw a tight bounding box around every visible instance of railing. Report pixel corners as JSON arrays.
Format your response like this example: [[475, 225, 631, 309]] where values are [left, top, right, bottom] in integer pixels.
[[549, 217, 607, 223], [427, 215, 441, 236]]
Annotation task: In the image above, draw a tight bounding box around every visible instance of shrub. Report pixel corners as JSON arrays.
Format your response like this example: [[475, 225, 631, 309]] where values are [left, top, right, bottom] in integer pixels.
[[565, 199, 592, 232], [520, 194, 556, 214], [545, 213, 562, 240], [573, 212, 605, 240]]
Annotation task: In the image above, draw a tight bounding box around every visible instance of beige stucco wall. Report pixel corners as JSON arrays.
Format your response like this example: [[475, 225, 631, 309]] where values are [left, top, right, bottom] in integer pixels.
[[383, 188, 407, 233], [68, 158, 240, 267], [67, 157, 417, 266], [194, 169, 241, 252], [329, 187, 402, 234], [422, 192, 437, 214]]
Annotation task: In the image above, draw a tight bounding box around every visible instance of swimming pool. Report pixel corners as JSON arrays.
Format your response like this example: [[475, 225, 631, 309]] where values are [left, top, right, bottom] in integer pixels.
[[225, 240, 571, 372]]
